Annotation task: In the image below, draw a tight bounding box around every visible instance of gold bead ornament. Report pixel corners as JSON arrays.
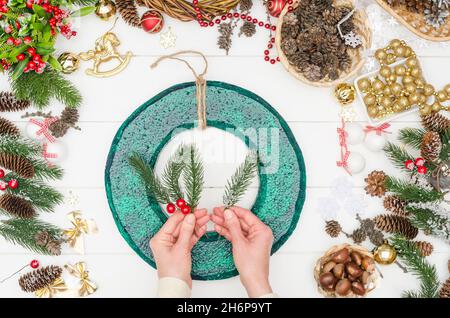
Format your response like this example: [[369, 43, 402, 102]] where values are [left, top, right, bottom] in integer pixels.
[[334, 83, 356, 105], [58, 52, 80, 74], [373, 240, 397, 265], [95, 0, 117, 21]]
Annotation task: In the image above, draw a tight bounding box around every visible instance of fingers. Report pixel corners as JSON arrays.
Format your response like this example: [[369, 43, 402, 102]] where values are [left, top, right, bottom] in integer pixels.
[[214, 224, 232, 241], [175, 213, 196, 249], [195, 214, 210, 238], [227, 206, 262, 227], [223, 209, 245, 242], [194, 208, 208, 218], [159, 211, 184, 235], [213, 207, 250, 232], [192, 224, 207, 246]]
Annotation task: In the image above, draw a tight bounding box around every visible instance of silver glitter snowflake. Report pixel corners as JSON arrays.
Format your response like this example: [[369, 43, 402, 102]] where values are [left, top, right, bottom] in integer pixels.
[[66, 190, 79, 207], [343, 31, 363, 48], [160, 27, 177, 49], [339, 105, 357, 122]]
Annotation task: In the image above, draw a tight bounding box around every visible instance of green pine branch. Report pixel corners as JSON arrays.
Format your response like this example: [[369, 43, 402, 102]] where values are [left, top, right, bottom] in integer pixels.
[[10, 69, 82, 109], [129, 153, 170, 204], [398, 128, 425, 150], [0, 136, 40, 158], [406, 206, 450, 241], [440, 127, 450, 145], [29, 158, 64, 180], [385, 176, 443, 202], [390, 235, 440, 298], [183, 145, 204, 209], [0, 218, 61, 254], [162, 145, 185, 202], [384, 142, 415, 172], [223, 151, 258, 208]]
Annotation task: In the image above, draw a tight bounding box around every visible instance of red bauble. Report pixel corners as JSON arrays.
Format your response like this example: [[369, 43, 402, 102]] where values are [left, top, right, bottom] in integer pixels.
[[0, 181, 7, 191], [0, 168, 4, 178], [181, 205, 191, 215], [417, 166, 427, 174], [176, 198, 186, 208], [414, 157, 425, 167], [267, 0, 287, 18], [166, 203, 176, 214], [30, 259, 39, 269], [405, 159, 414, 170], [140, 10, 164, 34], [8, 179, 18, 189]]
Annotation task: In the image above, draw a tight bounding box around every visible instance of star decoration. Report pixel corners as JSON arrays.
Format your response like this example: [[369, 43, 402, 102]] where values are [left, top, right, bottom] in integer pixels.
[[160, 27, 177, 49], [387, 17, 398, 26], [67, 190, 79, 207], [339, 105, 357, 122]]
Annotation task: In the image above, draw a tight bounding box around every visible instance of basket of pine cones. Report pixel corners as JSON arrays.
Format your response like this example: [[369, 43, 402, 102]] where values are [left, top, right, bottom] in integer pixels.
[[275, 0, 372, 87], [377, 0, 450, 41]]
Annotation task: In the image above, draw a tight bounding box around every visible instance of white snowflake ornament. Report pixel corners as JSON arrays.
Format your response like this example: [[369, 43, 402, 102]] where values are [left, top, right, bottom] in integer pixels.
[[160, 27, 177, 49], [339, 105, 357, 122], [343, 31, 363, 48]]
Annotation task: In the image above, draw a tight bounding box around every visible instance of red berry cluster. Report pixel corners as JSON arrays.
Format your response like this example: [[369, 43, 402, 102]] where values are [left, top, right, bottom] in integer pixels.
[[23, 47, 46, 73], [405, 157, 427, 174], [26, 0, 74, 38], [192, 0, 294, 64], [0, 168, 19, 191], [166, 198, 191, 215]]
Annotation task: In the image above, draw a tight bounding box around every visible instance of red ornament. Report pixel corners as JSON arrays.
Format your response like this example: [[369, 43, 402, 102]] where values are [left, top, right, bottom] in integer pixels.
[[405, 159, 415, 170], [30, 259, 39, 269], [414, 157, 425, 167], [8, 179, 18, 189], [166, 203, 176, 214], [267, 0, 287, 18], [417, 166, 427, 174], [0, 181, 7, 191], [140, 10, 164, 34], [0, 169, 4, 178], [176, 198, 186, 208], [181, 205, 191, 215]]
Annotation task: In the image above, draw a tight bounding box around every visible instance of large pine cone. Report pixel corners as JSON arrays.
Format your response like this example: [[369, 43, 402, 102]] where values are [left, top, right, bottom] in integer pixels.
[[440, 278, 450, 298], [383, 195, 408, 216], [0, 117, 20, 137], [0, 92, 30, 112], [421, 113, 450, 133], [365, 170, 387, 197], [0, 153, 35, 178], [374, 214, 418, 239], [415, 241, 434, 257], [0, 194, 36, 218], [325, 220, 341, 238], [421, 131, 442, 162], [116, 0, 140, 28], [18, 265, 62, 293]]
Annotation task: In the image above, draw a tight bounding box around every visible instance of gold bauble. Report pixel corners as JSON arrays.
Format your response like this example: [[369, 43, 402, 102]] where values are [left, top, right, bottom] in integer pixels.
[[386, 53, 396, 64], [95, 0, 117, 21], [380, 66, 391, 78], [368, 106, 378, 117], [381, 96, 393, 107], [394, 46, 406, 57], [409, 92, 420, 104], [334, 83, 356, 105], [414, 78, 425, 88], [373, 241, 397, 265], [388, 74, 397, 84], [57, 52, 80, 74], [398, 96, 410, 108], [421, 104, 432, 115], [402, 75, 414, 85], [410, 67, 421, 78], [404, 46, 413, 57], [390, 82, 403, 96], [405, 83, 417, 94], [375, 49, 387, 61], [394, 65, 406, 76], [432, 102, 442, 112], [383, 85, 392, 96], [406, 57, 418, 68], [445, 84, 450, 95], [393, 102, 403, 112], [390, 39, 402, 48], [423, 84, 435, 96], [364, 93, 376, 106], [357, 78, 371, 92], [437, 91, 448, 102], [372, 79, 385, 93], [418, 93, 426, 105]]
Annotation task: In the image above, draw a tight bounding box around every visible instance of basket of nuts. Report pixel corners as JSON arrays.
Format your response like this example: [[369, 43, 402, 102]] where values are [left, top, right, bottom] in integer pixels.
[[314, 244, 379, 297]]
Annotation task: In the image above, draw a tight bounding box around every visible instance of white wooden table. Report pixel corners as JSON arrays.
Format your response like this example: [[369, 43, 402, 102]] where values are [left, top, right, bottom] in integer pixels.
[[0, 1, 449, 298]]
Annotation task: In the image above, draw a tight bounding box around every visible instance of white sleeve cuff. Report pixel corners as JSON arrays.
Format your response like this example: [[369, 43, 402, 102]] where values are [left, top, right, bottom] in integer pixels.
[[157, 277, 192, 298], [259, 293, 279, 298]]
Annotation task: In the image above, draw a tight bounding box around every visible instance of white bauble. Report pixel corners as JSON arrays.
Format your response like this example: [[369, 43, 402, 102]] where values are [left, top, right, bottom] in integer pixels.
[[345, 122, 365, 145], [43, 141, 68, 164], [347, 152, 366, 174], [365, 133, 387, 152], [25, 120, 46, 141]]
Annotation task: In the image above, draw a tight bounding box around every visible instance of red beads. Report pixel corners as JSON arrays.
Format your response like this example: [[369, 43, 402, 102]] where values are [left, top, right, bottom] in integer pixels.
[[30, 259, 40, 269], [8, 179, 18, 189], [176, 198, 186, 208], [405, 159, 414, 170], [0, 169, 4, 178], [417, 166, 427, 174], [414, 157, 425, 167], [166, 203, 176, 214], [181, 205, 191, 215]]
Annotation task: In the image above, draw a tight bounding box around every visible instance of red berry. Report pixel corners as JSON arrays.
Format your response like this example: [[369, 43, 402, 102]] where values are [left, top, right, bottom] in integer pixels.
[[181, 205, 191, 215], [27, 61, 36, 69], [176, 198, 186, 208], [15, 21, 20, 29], [0, 169, 4, 178], [270, 59, 276, 64], [6, 37, 14, 45], [14, 38, 22, 46], [8, 179, 18, 189], [30, 259, 39, 269], [24, 36, 32, 44], [405, 159, 414, 170], [16, 53, 25, 61], [166, 203, 176, 214], [264, 56, 270, 61], [417, 166, 427, 174], [32, 54, 41, 62], [414, 157, 425, 167], [0, 182, 7, 191], [27, 47, 36, 55]]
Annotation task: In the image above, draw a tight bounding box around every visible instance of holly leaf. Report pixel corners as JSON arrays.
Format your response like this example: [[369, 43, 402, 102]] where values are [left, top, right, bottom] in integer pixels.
[[32, 4, 47, 18], [71, 6, 96, 17], [47, 55, 62, 71], [43, 24, 51, 42], [11, 57, 30, 80], [8, 44, 27, 58], [32, 22, 44, 31]]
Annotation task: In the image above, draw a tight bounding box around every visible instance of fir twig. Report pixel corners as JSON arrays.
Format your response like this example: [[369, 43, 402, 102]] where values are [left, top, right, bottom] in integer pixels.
[[162, 145, 185, 202], [0, 218, 61, 254], [399, 128, 425, 150], [391, 235, 440, 298], [406, 206, 450, 241], [29, 158, 64, 180], [385, 176, 443, 202], [129, 153, 170, 204], [0, 136, 40, 158], [183, 145, 204, 209], [223, 151, 258, 208], [384, 142, 415, 172]]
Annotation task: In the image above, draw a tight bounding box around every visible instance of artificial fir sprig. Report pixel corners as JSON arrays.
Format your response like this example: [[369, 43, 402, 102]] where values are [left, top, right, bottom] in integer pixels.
[[385, 176, 444, 202], [406, 206, 450, 242], [390, 234, 440, 298], [399, 128, 425, 150], [223, 151, 258, 208], [162, 145, 185, 202], [384, 142, 415, 172], [183, 145, 204, 209]]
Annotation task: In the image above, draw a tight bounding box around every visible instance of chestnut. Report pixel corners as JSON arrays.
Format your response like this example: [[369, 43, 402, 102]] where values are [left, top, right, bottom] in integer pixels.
[[335, 279, 351, 296], [319, 272, 336, 291], [362, 256, 375, 272], [351, 281, 366, 296], [346, 262, 363, 278], [361, 271, 370, 285], [333, 263, 345, 279], [331, 248, 350, 264], [322, 261, 336, 273], [350, 251, 362, 266]]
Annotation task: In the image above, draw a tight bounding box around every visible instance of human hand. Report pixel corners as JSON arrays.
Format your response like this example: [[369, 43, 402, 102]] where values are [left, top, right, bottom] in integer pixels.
[[150, 209, 209, 288], [212, 206, 274, 298]]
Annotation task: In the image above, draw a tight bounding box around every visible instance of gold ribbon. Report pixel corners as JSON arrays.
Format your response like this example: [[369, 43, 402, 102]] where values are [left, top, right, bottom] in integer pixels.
[[150, 51, 208, 129], [63, 211, 98, 254], [64, 262, 97, 297], [35, 277, 67, 298]]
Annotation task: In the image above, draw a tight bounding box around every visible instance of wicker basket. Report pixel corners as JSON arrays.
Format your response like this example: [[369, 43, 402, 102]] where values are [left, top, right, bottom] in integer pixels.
[[376, 0, 450, 42], [275, 0, 372, 87], [314, 244, 379, 298]]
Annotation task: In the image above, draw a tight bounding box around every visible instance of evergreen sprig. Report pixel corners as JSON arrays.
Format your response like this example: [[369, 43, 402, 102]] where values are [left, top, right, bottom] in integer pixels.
[[223, 151, 258, 208], [384, 142, 415, 172], [385, 176, 443, 202], [398, 128, 425, 150], [0, 218, 61, 254], [129, 153, 170, 204], [11, 69, 82, 109], [162, 146, 185, 202], [183, 145, 204, 209], [390, 235, 440, 298], [0, 136, 40, 158], [406, 206, 450, 241], [29, 158, 64, 180]]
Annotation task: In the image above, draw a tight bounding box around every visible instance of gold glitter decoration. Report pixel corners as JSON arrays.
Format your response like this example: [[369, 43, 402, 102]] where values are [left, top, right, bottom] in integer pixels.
[[335, 83, 356, 105]]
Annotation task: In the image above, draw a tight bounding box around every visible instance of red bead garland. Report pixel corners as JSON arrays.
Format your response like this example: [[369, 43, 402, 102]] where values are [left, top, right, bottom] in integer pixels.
[[30, 259, 40, 269]]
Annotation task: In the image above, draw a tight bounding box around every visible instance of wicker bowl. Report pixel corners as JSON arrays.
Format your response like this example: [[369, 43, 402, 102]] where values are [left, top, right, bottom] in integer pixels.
[[376, 0, 450, 42], [314, 244, 379, 298], [275, 0, 372, 87]]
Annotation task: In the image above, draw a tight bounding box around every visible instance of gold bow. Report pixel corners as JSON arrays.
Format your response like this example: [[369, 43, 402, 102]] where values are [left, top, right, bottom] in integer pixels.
[[63, 211, 98, 254], [35, 277, 67, 298], [64, 262, 97, 297]]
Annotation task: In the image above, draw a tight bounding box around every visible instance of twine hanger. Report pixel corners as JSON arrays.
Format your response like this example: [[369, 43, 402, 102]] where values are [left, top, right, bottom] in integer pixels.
[[150, 51, 208, 129]]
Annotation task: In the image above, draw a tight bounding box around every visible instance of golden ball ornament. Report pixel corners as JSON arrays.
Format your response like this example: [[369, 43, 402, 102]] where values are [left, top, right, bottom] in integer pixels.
[[57, 52, 80, 74], [380, 66, 391, 78], [394, 46, 406, 57], [388, 74, 397, 84], [432, 102, 442, 112], [410, 67, 421, 78], [357, 78, 371, 92], [334, 83, 356, 105], [404, 46, 413, 57], [375, 49, 387, 61], [423, 84, 435, 96], [364, 93, 377, 106], [421, 104, 432, 115], [398, 96, 410, 108], [406, 57, 418, 68], [373, 241, 397, 265], [409, 92, 420, 104], [386, 53, 396, 64], [414, 78, 425, 88], [437, 90, 448, 102], [402, 75, 414, 85], [368, 106, 378, 117], [372, 79, 385, 93], [418, 94, 427, 105], [383, 85, 392, 96], [393, 102, 403, 112], [394, 65, 406, 76], [445, 84, 450, 95], [95, 0, 117, 21], [381, 96, 393, 107], [405, 83, 417, 94], [390, 82, 403, 96], [390, 39, 402, 48], [141, 10, 164, 34]]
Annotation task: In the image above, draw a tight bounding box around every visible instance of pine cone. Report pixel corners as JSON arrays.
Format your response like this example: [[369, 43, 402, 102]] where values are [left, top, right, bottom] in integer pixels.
[[359, 217, 376, 234], [35, 231, 50, 246], [440, 278, 450, 298], [46, 240, 61, 256], [0, 153, 35, 178], [415, 241, 434, 257], [365, 170, 387, 197], [374, 214, 419, 239], [325, 220, 341, 237], [116, 0, 140, 28], [18, 265, 62, 293], [369, 230, 385, 246], [0, 194, 36, 218], [60, 106, 79, 126], [421, 112, 450, 133], [48, 120, 69, 138], [283, 12, 298, 25], [0, 117, 20, 137], [239, 21, 256, 37], [217, 22, 233, 54], [281, 38, 298, 56], [421, 131, 442, 162], [240, 0, 253, 11], [0, 92, 30, 112], [351, 228, 367, 244], [383, 195, 408, 216]]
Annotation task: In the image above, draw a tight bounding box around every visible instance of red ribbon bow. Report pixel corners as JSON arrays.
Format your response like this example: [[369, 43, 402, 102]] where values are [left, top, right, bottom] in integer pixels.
[[29, 117, 58, 143], [364, 123, 391, 136], [42, 143, 57, 166], [337, 150, 352, 176]]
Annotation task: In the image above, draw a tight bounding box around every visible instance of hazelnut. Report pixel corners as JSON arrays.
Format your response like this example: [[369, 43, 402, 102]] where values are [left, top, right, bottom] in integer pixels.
[[362, 256, 375, 272]]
